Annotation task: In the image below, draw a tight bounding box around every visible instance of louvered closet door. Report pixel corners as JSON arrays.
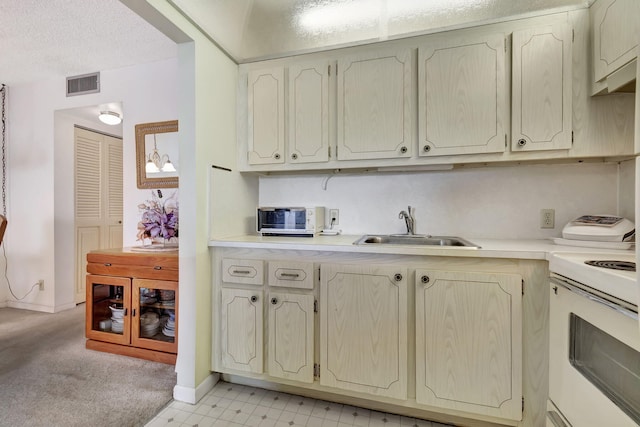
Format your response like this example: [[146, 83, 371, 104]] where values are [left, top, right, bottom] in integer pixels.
[[74, 127, 123, 304]]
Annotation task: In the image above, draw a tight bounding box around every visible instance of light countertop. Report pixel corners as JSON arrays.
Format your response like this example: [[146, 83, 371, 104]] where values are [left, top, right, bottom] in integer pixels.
[[208, 234, 635, 261]]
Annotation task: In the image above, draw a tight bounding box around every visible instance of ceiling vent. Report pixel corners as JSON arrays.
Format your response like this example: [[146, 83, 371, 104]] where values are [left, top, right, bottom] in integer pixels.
[[66, 72, 100, 97]]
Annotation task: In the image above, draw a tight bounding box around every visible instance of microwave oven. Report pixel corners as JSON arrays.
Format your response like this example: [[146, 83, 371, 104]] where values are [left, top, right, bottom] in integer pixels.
[[257, 207, 325, 236]]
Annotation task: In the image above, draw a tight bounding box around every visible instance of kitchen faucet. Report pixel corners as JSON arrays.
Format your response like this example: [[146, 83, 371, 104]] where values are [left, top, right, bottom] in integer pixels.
[[399, 206, 415, 235]]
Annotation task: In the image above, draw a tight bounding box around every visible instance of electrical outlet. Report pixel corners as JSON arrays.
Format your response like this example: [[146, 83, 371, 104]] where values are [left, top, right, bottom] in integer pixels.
[[38, 280, 44, 291], [329, 209, 339, 226], [540, 209, 555, 229]]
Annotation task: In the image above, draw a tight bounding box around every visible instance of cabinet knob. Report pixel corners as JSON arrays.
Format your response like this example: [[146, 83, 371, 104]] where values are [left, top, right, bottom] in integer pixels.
[[400, 146, 408, 154], [394, 273, 403, 282], [421, 275, 430, 284], [274, 153, 281, 160], [250, 295, 258, 303], [291, 153, 298, 160], [271, 297, 278, 305], [423, 144, 431, 153], [517, 138, 527, 147]]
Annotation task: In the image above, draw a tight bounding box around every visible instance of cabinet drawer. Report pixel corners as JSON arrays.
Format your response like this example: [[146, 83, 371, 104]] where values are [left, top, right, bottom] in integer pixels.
[[222, 258, 264, 285], [268, 261, 314, 289], [86, 263, 178, 281]]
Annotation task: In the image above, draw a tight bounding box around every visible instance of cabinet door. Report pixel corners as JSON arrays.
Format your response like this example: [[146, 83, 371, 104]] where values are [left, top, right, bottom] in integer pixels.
[[131, 278, 178, 354], [415, 270, 522, 421], [419, 34, 507, 156], [288, 61, 330, 164], [268, 292, 314, 383], [592, 0, 640, 83], [85, 274, 131, 346], [221, 288, 264, 373], [248, 68, 285, 165], [320, 264, 407, 399], [512, 24, 572, 152], [336, 49, 413, 160]]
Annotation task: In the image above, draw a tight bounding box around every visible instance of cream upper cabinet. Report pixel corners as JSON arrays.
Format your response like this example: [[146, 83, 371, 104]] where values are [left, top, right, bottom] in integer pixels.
[[415, 269, 522, 421], [267, 292, 314, 383], [591, 0, 640, 83], [512, 24, 572, 152], [336, 49, 413, 161], [320, 263, 407, 399], [418, 34, 507, 157], [220, 288, 264, 373], [248, 68, 285, 165], [288, 61, 331, 164]]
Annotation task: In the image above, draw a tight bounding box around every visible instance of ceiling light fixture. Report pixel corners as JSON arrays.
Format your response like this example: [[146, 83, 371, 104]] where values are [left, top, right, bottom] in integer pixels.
[[98, 110, 122, 125], [146, 134, 177, 174]]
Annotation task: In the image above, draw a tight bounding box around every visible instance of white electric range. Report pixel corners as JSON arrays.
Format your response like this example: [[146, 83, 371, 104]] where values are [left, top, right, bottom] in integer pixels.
[[547, 250, 640, 427], [548, 250, 637, 306]]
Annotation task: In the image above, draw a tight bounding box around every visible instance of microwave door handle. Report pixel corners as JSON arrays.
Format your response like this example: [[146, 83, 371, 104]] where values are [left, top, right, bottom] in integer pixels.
[[550, 277, 638, 321]]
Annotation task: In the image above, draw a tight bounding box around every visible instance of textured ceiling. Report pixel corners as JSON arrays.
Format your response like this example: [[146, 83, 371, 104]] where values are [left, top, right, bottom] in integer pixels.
[[172, 0, 593, 63], [0, 0, 177, 86], [0, 0, 595, 87]]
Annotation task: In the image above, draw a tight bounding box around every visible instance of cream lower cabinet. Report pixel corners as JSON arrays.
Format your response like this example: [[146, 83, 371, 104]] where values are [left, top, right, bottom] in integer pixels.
[[221, 287, 264, 373], [220, 259, 315, 382], [415, 269, 523, 421], [268, 292, 314, 383], [320, 263, 408, 399]]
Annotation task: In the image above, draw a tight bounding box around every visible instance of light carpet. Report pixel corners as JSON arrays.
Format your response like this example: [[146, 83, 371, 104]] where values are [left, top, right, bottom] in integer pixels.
[[0, 304, 176, 427]]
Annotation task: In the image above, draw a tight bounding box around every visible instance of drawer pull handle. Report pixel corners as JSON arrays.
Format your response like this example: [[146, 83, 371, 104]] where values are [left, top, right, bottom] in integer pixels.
[[104, 263, 112, 267], [233, 270, 251, 275], [124, 308, 128, 316], [132, 308, 136, 317], [279, 272, 300, 279], [154, 266, 162, 270], [250, 295, 258, 303]]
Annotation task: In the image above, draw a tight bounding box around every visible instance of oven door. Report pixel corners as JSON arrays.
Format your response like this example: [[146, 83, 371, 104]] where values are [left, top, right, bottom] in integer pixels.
[[549, 276, 640, 427]]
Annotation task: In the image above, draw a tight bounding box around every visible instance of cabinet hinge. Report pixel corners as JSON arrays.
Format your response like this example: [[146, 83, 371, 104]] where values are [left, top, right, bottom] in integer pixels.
[[328, 64, 331, 76], [505, 134, 507, 148], [328, 146, 331, 158], [572, 29, 575, 43], [522, 280, 525, 296], [571, 131, 574, 144], [314, 299, 318, 313], [314, 363, 320, 378]]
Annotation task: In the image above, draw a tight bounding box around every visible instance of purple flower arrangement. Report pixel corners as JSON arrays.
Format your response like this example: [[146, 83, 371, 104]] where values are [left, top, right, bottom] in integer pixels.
[[137, 189, 179, 243]]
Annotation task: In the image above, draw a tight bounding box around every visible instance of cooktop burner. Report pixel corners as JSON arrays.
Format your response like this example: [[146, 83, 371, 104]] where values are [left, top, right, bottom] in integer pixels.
[[585, 260, 637, 272]]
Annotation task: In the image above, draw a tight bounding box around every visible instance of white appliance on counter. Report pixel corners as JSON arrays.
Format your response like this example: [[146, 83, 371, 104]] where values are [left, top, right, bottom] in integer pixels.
[[555, 215, 636, 249], [548, 252, 640, 427]]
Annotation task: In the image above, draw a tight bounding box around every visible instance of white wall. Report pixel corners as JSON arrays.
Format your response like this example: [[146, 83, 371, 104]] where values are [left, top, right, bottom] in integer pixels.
[[2, 58, 178, 312], [259, 162, 634, 239]]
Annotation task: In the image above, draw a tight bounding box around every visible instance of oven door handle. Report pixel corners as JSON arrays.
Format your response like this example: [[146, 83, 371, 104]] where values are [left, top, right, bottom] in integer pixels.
[[550, 277, 638, 321]]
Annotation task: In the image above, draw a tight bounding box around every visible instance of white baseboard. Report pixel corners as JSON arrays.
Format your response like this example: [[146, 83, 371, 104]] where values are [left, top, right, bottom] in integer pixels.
[[173, 373, 219, 404]]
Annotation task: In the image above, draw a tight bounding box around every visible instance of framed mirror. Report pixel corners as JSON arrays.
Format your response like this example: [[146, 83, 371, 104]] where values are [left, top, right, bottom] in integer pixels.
[[135, 120, 179, 189]]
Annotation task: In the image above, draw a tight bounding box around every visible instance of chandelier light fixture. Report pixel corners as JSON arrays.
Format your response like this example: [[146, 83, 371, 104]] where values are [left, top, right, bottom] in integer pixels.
[[97, 110, 122, 125], [146, 134, 177, 174]]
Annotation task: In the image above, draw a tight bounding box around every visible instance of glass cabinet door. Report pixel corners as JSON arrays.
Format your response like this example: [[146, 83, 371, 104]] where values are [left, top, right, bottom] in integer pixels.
[[131, 278, 178, 353], [86, 274, 131, 345]]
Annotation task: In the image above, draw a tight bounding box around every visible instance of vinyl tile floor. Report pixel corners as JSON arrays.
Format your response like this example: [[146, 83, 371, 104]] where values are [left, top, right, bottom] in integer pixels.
[[145, 381, 454, 427]]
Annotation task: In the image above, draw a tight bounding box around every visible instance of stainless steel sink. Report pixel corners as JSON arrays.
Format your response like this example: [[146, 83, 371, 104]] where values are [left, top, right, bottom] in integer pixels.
[[353, 234, 480, 248]]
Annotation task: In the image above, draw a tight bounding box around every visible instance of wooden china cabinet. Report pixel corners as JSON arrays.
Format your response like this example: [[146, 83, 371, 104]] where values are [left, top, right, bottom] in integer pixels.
[[85, 248, 178, 364]]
